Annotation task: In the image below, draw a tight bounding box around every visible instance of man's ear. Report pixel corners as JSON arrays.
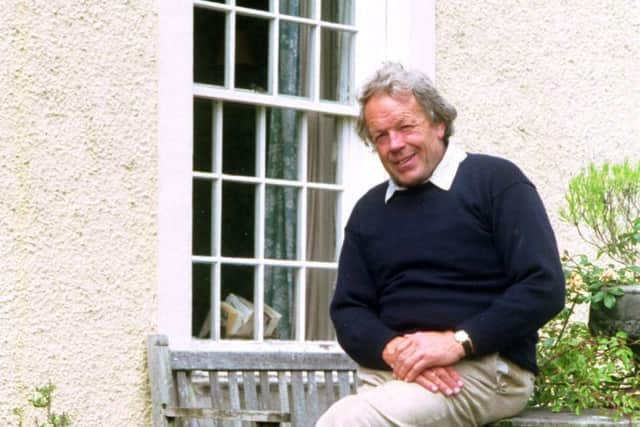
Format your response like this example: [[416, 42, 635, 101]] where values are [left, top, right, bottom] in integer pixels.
[[434, 122, 446, 139]]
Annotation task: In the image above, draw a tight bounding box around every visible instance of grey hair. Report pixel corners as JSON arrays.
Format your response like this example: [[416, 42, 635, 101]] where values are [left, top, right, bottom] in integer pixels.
[[356, 62, 457, 146]]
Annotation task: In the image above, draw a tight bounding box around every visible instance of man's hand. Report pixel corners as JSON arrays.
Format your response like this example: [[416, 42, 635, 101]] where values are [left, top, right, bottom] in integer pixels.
[[392, 331, 466, 382], [415, 366, 463, 396], [382, 335, 464, 395]]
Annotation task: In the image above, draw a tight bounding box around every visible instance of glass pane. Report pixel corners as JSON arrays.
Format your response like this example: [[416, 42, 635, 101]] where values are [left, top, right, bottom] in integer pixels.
[[278, 21, 312, 97], [307, 189, 337, 262], [265, 185, 299, 260], [237, 0, 269, 11], [223, 102, 256, 176], [279, 0, 312, 18], [320, 28, 354, 103], [193, 178, 214, 256], [321, 0, 354, 25], [236, 15, 269, 91], [221, 264, 255, 339], [201, 0, 226, 3], [307, 113, 338, 184], [194, 98, 214, 172], [221, 181, 255, 257], [194, 8, 225, 85], [265, 266, 296, 339], [305, 268, 337, 340], [266, 108, 301, 180], [192, 263, 212, 337]]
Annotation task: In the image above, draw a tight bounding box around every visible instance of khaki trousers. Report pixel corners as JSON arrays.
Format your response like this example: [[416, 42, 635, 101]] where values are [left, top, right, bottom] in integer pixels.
[[315, 353, 534, 427]]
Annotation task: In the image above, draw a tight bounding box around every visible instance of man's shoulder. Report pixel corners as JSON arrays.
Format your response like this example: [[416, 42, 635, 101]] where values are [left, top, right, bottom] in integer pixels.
[[461, 153, 529, 181], [357, 181, 388, 206]]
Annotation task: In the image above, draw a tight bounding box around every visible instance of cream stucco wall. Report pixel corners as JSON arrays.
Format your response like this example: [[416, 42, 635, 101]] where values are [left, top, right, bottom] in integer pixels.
[[0, 2, 158, 426], [1, 1, 638, 426], [435, 1, 640, 257]]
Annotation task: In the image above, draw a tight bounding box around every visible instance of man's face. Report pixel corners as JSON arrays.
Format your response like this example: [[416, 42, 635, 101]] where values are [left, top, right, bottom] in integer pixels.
[[364, 92, 446, 188]]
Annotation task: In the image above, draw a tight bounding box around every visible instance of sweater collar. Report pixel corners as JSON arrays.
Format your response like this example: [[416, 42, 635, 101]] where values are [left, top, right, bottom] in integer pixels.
[[385, 143, 468, 203]]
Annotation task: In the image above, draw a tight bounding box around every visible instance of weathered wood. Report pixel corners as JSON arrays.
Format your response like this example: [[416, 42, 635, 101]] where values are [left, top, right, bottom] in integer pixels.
[[163, 408, 289, 422], [170, 349, 357, 371], [148, 335, 358, 427], [147, 335, 178, 427]]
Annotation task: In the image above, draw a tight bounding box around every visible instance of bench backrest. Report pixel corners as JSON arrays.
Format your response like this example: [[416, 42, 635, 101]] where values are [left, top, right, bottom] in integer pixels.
[[147, 335, 358, 427]]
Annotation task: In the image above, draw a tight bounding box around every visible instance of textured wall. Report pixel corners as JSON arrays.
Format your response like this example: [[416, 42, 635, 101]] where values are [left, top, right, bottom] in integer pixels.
[[435, 1, 639, 256], [0, 1, 158, 425]]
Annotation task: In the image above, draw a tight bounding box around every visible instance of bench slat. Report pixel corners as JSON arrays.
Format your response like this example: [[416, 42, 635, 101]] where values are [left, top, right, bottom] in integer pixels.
[[164, 407, 290, 422], [171, 350, 357, 371], [290, 372, 305, 427], [258, 371, 270, 410]]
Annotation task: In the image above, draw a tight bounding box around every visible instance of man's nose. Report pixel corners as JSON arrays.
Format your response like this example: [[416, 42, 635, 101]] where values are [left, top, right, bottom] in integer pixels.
[[388, 130, 405, 150]]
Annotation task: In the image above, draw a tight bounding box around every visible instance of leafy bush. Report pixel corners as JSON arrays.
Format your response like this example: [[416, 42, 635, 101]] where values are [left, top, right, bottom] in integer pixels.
[[560, 160, 640, 265], [531, 257, 640, 418], [13, 383, 72, 427]]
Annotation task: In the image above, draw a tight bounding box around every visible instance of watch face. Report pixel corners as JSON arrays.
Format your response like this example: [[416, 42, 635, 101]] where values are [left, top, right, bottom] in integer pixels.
[[455, 331, 468, 342]]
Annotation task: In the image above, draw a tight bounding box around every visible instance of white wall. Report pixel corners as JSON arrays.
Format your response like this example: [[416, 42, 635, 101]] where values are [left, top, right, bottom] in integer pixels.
[[435, 1, 639, 256], [0, 1, 158, 425]]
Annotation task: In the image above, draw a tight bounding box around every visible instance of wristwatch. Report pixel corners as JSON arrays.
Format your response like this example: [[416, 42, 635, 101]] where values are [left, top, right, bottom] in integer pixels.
[[454, 330, 474, 357]]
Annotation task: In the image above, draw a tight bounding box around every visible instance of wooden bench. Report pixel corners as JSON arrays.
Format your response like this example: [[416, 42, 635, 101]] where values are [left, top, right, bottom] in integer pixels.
[[147, 335, 358, 427], [148, 335, 633, 427]]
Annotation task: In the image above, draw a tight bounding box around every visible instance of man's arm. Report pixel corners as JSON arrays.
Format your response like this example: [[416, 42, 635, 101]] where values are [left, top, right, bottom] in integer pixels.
[[331, 227, 401, 369], [456, 182, 565, 356]]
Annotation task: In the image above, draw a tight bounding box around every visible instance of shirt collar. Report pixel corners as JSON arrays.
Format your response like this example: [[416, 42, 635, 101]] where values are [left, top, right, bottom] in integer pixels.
[[384, 143, 468, 203]]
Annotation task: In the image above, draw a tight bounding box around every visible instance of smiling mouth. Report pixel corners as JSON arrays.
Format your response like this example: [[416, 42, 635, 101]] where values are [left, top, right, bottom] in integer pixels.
[[396, 153, 415, 166]]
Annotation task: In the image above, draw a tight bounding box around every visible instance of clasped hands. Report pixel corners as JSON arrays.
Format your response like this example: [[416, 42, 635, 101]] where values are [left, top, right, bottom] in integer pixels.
[[382, 331, 466, 396]]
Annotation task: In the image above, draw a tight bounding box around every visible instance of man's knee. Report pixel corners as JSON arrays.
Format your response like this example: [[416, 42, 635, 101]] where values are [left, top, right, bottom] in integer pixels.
[[316, 394, 388, 427]]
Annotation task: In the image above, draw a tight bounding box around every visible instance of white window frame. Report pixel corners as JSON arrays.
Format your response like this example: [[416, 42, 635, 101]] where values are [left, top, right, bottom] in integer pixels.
[[158, 0, 435, 349]]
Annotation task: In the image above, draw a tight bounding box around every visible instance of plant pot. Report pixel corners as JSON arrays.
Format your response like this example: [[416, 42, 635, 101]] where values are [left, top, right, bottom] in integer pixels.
[[588, 284, 640, 356]]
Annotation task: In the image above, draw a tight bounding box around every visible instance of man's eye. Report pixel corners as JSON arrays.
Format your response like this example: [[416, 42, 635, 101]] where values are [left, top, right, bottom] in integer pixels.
[[374, 134, 388, 144]]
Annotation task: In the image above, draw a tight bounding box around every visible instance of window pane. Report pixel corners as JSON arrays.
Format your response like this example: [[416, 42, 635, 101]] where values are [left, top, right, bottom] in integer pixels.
[[265, 266, 296, 339], [221, 181, 255, 257], [193, 178, 214, 256], [265, 185, 299, 260], [201, 0, 226, 3], [267, 108, 301, 180], [223, 102, 256, 176], [305, 268, 336, 340], [320, 28, 354, 103], [236, 15, 269, 91], [194, 98, 214, 172], [192, 263, 212, 337], [307, 189, 337, 262], [279, 0, 312, 18], [321, 0, 354, 25], [221, 264, 255, 339], [278, 21, 312, 97], [307, 113, 338, 184], [194, 8, 225, 85], [237, 0, 269, 11]]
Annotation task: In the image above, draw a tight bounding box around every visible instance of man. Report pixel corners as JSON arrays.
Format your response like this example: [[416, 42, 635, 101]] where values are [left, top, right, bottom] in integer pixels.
[[316, 62, 565, 426]]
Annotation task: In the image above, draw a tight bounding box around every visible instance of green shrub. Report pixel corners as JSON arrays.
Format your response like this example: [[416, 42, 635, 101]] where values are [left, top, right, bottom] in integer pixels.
[[13, 383, 72, 427], [560, 160, 640, 265]]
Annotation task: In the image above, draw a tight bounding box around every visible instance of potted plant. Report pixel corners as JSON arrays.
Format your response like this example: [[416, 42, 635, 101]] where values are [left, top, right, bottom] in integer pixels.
[[559, 160, 640, 355]]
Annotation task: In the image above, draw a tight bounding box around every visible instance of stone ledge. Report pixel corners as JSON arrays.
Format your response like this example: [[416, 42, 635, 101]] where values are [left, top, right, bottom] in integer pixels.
[[489, 408, 635, 426]]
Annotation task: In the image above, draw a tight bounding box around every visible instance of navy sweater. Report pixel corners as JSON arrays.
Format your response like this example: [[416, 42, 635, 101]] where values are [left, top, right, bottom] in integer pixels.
[[330, 153, 565, 374]]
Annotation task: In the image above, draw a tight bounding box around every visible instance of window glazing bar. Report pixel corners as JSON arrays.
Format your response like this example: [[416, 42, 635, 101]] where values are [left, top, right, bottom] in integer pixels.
[[194, 84, 358, 117]]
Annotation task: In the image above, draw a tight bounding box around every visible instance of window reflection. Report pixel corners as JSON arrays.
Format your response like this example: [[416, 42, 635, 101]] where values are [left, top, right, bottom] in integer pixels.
[[236, 15, 269, 91], [194, 8, 225, 85]]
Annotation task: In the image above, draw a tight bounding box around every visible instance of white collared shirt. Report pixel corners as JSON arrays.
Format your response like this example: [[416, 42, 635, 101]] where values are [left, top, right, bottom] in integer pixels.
[[385, 143, 468, 203]]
